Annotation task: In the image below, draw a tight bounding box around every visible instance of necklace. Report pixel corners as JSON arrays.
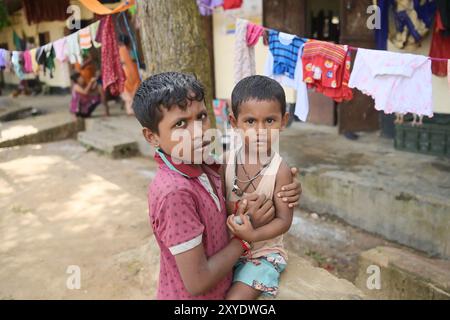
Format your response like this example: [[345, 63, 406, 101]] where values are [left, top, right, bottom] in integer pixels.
[[232, 149, 273, 197]]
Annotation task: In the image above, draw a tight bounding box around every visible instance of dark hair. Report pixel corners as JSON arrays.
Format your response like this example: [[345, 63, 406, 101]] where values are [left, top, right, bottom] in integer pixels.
[[70, 72, 81, 82], [118, 34, 130, 46], [231, 75, 286, 118], [132, 72, 205, 133]]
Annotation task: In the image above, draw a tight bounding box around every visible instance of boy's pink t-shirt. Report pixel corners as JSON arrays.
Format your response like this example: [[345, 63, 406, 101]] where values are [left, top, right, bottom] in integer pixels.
[[149, 153, 232, 300]]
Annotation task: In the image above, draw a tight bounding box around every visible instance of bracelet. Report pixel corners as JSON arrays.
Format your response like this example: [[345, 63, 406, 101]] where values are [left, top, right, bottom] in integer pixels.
[[233, 236, 252, 252]]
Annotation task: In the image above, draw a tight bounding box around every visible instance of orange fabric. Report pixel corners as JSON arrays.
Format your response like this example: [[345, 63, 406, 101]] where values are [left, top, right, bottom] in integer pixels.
[[79, 0, 135, 15], [119, 45, 140, 94], [74, 61, 96, 84]]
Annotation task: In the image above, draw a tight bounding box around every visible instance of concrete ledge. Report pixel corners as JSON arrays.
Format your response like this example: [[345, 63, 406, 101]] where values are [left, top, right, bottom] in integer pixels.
[[301, 168, 450, 258], [0, 114, 83, 148], [270, 253, 365, 300], [355, 246, 450, 300], [77, 129, 139, 158]]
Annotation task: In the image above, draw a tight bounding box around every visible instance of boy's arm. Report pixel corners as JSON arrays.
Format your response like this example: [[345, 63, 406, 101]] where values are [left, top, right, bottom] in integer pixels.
[[228, 161, 294, 243], [175, 238, 244, 296]]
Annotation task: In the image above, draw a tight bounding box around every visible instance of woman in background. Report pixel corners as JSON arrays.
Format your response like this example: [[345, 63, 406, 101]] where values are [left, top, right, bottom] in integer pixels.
[[118, 34, 140, 116]]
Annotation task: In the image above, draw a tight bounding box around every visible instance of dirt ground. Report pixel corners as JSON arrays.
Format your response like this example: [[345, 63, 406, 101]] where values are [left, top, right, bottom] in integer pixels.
[[0, 140, 160, 299], [0, 137, 406, 299]]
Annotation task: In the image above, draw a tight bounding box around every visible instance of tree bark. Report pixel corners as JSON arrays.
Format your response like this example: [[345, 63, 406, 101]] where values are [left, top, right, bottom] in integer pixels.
[[136, 0, 216, 127]]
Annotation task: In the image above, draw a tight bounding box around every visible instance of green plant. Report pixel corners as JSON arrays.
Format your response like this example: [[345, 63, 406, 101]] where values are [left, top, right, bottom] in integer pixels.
[[0, 0, 11, 31]]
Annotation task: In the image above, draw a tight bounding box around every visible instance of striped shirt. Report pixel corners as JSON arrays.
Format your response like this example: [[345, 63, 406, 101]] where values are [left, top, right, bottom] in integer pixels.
[[268, 30, 305, 79]]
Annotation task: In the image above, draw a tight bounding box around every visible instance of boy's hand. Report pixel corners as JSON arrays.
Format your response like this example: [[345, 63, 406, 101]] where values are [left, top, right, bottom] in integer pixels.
[[241, 194, 275, 229], [226, 213, 255, 243], [277, 167, 302, 208]]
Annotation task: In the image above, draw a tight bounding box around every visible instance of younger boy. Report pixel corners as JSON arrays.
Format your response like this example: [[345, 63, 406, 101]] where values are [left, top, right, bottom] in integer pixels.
[[225, 75, 293, 299]]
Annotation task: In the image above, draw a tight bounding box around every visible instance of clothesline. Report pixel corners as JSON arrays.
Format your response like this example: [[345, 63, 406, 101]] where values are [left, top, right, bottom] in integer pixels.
[[198, 2, 449, 62], [4, 19, 101, 55]]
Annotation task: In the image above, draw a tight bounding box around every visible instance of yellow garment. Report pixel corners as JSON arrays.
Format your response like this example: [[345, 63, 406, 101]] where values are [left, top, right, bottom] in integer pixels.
[[79, 0, 135, 15], [29, 48, 39, 73]]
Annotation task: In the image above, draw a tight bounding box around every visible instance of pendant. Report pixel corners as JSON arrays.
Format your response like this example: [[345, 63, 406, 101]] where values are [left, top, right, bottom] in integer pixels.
[[232, 179, 244, 197]]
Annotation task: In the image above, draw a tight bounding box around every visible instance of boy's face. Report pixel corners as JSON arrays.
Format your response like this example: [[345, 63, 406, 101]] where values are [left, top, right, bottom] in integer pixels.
[[143, 100, 212, 164], [229, 99, 289, 154]]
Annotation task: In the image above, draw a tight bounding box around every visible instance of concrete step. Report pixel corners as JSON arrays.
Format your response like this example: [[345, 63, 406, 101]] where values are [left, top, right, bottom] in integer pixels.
[[0, 113, 83, 148], [142, 238, 365, 300], [84, 116, 154, 157], [280, 123, 450, 259], [272, 253, 365, 300], [355, 246, 450, 299], [77, 127, 139, 158]]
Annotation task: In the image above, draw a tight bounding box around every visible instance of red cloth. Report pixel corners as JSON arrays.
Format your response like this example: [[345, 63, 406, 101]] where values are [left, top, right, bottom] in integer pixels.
[[23, 50, 33, 74], [429, 14, 450, 77], [99, 16, 125, 96], [246, 22, 264, 47], [223, 0, 242, 10], [302, 40, 353, 102]]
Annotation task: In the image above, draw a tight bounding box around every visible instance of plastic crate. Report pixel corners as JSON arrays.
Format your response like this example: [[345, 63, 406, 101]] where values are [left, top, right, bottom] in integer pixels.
[[394, 122, 450, 157]]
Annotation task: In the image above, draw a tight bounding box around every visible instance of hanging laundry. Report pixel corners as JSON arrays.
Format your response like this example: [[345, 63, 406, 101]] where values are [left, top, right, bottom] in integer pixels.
[[44, 45, 56, 78], [13, 31, 25, 51], [223, 0, 242, 10], [302, 40, 353, 102], [197, 0, 223, 16], [246, 22, 264, 47], [429, 12, 450, 77], [268, 30, 303, 79], [66, 32, 83, 64], [98, 15, 125, 96], [436, 0, 450, 36], [79, 26, 92, 50], [90, 20, 102, 48], [415, 0, 437, 29], [37, 44, 56, 78], [374, 0, 391, 50], [23, 50, 33, 73], [0, 49, 9, 69], [29, 47, 39, 73], [391, 0, 430, 49], [53, 38, 68, 63], [264, 36, 310, 122], [11, 51, 24, 80], [349, 48, 433, 117], [78, 0, 135, 15], [234, 19, 256, 84]]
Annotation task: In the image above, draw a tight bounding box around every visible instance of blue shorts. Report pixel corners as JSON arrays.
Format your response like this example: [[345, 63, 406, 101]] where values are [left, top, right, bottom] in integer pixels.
[[232, 253, 287, 297]]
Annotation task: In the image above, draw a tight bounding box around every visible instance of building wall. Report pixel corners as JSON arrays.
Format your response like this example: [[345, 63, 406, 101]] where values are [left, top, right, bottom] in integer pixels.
[[0, 0, 104, 89]]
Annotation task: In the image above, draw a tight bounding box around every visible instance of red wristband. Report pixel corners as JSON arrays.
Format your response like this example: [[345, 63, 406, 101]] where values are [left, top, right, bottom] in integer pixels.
[[233, 236, 251, 252]]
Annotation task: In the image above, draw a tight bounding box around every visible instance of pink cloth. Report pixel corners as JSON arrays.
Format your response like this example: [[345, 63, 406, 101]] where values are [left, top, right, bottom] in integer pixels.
[[349, 48, 433, 117], [99, 16, 125, 96], [23, 50, 33, 73], [149, 153, 231, 300], [246, 22, 264, 47], [53, 38, 67, 63]]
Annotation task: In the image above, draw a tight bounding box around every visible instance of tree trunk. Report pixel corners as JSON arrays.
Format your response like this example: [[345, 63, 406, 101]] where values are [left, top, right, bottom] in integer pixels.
[[136, 0, 216, 127]]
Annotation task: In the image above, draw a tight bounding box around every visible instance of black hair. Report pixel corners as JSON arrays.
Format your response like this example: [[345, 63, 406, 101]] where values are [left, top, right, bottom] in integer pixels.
[[231, 75, 286, 118], [70, 72, 81, 82], [132, 72, 205, 133], [118, 34, 130, 46]]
